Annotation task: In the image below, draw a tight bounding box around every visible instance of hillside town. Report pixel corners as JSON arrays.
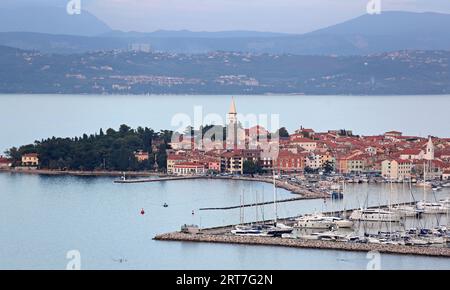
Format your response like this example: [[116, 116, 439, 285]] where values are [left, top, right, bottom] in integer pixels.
[[2, 98, 450, 184], [164, 99, 450, 183]]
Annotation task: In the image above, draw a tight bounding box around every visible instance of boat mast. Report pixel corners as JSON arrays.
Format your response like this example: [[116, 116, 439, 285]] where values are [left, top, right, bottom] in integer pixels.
[[273, 170, 278, 224]]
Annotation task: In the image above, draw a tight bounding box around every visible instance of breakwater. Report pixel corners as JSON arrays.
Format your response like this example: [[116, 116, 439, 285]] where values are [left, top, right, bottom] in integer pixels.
[[154, 231, 450, 258], [113, 175, 329, 199]]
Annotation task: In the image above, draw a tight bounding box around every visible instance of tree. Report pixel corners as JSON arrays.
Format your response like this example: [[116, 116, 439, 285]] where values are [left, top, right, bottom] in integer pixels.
[[243, 160, 263, 175], [322, 160, 335, 174], [277, 127, 290, 138], [8, 124, 168, 172]]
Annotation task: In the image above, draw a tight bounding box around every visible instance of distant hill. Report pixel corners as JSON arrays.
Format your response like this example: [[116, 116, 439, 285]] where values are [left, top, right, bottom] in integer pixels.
[[102, 30, 291, 38], [0, 6, 111, 37], [1, 46, 449, 95], [0, 11, 450, 55]]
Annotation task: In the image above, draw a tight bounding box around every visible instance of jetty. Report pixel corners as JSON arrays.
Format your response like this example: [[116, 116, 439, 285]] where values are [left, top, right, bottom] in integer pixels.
[[154, 231, 450, 258], [113, 175, 329, 198]]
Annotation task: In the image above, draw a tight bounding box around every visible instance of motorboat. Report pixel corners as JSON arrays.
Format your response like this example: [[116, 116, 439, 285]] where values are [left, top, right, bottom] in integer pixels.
[[295, 215, 336, 229], [231, 225, 265, 236], [321, 216, 353, 228], [349, 208, 401, 222], [391, 204, 424, 217], [417, 201, 448, 214], [264, 223, 294, 237]]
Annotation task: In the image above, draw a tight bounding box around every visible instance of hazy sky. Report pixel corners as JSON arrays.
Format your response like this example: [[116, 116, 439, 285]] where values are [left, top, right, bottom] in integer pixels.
[[7, 0, 450, 33]]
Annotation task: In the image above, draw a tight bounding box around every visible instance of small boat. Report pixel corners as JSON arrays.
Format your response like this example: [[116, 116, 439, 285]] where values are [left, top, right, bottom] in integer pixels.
[[231, 225, 265, 236], [264, 223, 294, 237], [297, 233, 320, 240]]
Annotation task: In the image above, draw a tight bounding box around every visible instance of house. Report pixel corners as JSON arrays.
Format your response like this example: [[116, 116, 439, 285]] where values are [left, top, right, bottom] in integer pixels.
[[381, 159, 412, 181], [167, 154, 188, 174], [294, 127, 315, 138], [289, 136, 317, 152], [399, 148, 424, 160], [173, 162, 206, 176], [21, 153, 39, 167], [384, 131, 403, 137], [134, 151, 149, 162], [347, 155, 365, 174], [220, 151, 244, 174], [206, 160, 221, 173], [443, 170, 450, 181], [274, 151, 305, 173], [0, 156, 12, 169]]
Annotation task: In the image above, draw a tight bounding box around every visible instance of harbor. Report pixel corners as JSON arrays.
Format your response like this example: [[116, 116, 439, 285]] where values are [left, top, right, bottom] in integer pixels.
[[152, 174, 450, 258], [155, 198, 450, 258], [154, 230, 450, 258]]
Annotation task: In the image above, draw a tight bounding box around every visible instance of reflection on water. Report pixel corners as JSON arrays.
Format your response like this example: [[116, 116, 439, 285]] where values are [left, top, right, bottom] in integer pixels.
[[0, 173, 448, 269]]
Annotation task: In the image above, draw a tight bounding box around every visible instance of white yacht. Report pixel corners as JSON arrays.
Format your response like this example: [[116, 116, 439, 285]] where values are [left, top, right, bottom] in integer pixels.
[[391, 205, 424, 217], [439, 198, 450, 207], [295, 215, 336, 229], [349, 208, 401, 222], [417, 201, 448, 214], [321, 216, 354, 228]]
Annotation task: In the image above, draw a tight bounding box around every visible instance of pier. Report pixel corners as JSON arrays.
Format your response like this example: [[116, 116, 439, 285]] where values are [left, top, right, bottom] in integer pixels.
[[154, 200, 450, 258], [113, 175, 329, 198], [154, 231, 450, 258], [114, 176, 204, 183], [199, 196, 307, 211]]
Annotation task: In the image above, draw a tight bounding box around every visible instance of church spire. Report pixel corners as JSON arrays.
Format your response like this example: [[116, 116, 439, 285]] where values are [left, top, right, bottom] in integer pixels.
[[229, 97, 237, 115]]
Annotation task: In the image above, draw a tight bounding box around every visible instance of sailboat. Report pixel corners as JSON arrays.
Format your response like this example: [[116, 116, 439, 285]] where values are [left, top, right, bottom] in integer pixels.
[[264, 171, 293, 236]]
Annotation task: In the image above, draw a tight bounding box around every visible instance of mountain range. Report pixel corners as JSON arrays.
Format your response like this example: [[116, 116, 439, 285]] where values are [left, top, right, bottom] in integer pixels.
[[0, 7, 450, 55]]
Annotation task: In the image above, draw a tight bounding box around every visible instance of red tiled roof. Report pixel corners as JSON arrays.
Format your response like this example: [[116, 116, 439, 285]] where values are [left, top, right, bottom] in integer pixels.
[[167, 154, 187, 160], [400, 148, 422, 155], [0, 157, 11, 164]]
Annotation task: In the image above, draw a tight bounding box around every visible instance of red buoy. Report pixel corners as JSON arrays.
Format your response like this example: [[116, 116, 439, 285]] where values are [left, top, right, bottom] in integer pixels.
[[140, 208, 145, 215]]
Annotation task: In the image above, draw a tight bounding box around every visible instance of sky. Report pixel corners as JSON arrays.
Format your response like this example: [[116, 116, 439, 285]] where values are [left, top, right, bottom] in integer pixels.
[[5, 0, 450, 33]]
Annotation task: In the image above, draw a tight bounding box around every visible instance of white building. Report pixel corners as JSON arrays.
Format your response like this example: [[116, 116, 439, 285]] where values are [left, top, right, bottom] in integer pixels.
[[381, 159, 413, 181], [424, 136, 435, 161], [173, 162, 206, 176]]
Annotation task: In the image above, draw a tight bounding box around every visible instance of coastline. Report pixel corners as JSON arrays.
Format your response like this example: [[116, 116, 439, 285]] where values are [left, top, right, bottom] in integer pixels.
[[0, 168, 163, 177], [0, 168, 329, 198]]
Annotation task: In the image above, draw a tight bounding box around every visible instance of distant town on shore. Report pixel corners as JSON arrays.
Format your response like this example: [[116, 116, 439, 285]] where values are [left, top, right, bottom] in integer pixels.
[[1, 98, 449, 183]]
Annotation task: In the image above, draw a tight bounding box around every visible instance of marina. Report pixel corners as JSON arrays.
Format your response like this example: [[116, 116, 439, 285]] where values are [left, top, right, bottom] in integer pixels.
[[153, 173, 450, 257]]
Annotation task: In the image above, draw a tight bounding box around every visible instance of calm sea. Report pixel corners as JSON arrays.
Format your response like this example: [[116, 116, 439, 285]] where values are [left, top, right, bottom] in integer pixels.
[[0, 94, 449, 269]]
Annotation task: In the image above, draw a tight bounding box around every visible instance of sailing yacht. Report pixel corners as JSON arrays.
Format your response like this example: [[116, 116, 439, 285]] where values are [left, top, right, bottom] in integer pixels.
[[349, 208, 401, 222]]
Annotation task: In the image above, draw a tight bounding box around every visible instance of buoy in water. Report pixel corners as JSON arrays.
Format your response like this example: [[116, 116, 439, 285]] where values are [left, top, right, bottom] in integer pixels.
[[192, 210, 195, 215], [163, 203, 168, 208], [140, 208, 145, 215]]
